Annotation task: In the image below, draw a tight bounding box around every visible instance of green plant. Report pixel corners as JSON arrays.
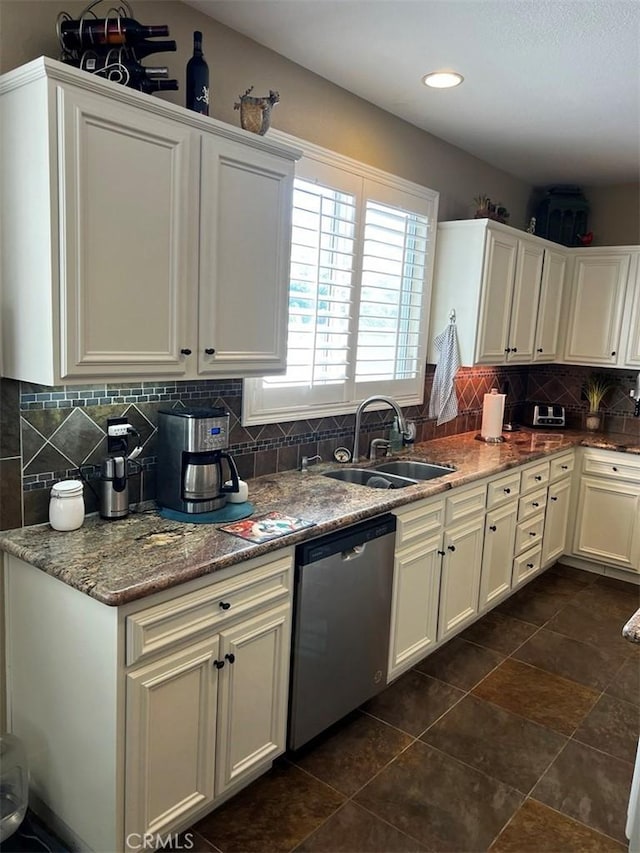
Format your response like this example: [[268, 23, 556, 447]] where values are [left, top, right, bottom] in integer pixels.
[[583, 374, 614, 411]]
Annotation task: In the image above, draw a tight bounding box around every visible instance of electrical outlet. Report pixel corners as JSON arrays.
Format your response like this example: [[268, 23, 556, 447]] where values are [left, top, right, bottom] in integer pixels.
[[106, 416, 129, 455]]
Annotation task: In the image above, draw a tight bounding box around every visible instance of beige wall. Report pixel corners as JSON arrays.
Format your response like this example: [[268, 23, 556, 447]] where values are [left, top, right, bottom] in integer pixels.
[[0, 0, 534, 225], [583, 183, 640, 246]]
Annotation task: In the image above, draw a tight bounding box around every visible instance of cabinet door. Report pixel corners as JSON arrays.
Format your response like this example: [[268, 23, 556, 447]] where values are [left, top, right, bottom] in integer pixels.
[[507, 240, 544, 363], [479, 502, 518, 611], [125, 637, 218, 840], [563, 253, 630, 364], [438, 516, 485, 641], [388, 533, 442, 680], [573, 477, 640, 571], [542, 478, 571, 567], [534, 248, 566, 362], [199, 136, 294, 377], [59, 86, 199, 379], [475, 230, 518, 364], [215, 604, 290, 796], [624, 256, 640, 367]]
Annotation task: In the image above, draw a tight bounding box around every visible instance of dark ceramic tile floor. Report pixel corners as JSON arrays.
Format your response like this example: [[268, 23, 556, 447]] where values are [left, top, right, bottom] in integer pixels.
[[187, 564, 640, 852], [188, 563, 639, 852]]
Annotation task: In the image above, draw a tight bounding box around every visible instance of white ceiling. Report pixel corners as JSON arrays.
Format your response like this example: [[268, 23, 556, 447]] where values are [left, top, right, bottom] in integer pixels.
[[184, 0, 640, 187]]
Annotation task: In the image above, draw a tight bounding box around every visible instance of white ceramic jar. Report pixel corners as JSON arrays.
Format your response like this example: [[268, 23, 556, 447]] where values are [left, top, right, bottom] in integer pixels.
[[49, 480, 85, 531]]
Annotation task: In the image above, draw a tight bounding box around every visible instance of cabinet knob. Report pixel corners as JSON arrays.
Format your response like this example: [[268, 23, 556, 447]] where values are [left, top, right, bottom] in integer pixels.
[[437, 550, 446, 556], [225, 653, 235, 664], [532, 502, 539, 507], [204, 348, 216, 355], [512, 347, 518, 353], [561, 465, 568, 470], [611, 351, 616, 356], [180, 348, 192, 356], [551, 496, 558, 502], [537, 347, 543, 353], [527, 563, 534, 569], [489, 525, 497, 532], [504, 348, 511, 353], [535, 475, 542, 481], [447, 544, 456, 552], [613, 466, 618, 472], [504, 488, 511, 494], [529, 531, 537, 537], [219, 601, 231, 610], [213, 659, 225, 669]]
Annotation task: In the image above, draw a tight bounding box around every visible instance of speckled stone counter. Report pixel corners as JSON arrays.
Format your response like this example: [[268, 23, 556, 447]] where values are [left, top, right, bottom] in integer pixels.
[[623, 609, 640, 643], [0, 427, 638, 606]]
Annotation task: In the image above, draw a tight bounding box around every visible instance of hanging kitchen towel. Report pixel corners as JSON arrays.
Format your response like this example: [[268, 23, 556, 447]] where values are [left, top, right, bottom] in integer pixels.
[[429, 321, 461, 425]]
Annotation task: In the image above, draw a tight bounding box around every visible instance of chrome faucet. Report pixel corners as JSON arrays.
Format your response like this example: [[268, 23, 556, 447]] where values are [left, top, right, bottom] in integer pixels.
[[300, 454, 322, 471], [352, 395, 409, 463]]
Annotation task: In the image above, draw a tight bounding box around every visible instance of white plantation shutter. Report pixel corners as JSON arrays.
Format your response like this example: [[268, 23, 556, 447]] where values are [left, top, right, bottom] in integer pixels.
[[242, 139, 438, 426]]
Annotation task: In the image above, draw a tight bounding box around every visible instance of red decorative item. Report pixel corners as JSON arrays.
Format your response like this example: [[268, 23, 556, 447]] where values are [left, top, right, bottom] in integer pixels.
[[579, 231, 594, 246]]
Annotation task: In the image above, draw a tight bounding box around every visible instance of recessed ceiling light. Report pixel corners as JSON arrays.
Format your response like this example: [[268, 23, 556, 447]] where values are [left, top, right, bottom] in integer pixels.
[[422, 71, 464, 89]]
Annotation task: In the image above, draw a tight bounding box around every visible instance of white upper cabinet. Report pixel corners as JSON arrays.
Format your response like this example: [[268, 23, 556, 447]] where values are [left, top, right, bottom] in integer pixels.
[[429, 220, 564, 367], [562, 249, 632, 365], [622, 253, 640, 367], [0, 58, 299, 385]]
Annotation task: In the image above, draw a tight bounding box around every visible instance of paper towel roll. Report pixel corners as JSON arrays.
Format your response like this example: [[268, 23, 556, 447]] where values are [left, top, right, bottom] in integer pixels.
[[481, 390, 506, 440]]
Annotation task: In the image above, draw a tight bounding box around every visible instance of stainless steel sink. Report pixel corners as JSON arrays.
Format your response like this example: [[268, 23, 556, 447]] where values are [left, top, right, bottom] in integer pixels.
[[372, 461, 456, 480], [323, 468, 416, 488]]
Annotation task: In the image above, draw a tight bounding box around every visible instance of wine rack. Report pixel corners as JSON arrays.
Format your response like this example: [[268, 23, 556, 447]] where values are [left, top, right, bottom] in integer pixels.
[[57, 0, 178, 95]]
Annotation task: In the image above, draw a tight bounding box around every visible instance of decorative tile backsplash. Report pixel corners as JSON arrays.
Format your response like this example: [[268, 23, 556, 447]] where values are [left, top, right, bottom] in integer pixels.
[[1, 363, 637, 529]]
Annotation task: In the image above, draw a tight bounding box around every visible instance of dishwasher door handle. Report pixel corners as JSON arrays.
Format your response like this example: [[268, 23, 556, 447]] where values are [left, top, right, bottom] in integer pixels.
[[341, 543, 366, 560]]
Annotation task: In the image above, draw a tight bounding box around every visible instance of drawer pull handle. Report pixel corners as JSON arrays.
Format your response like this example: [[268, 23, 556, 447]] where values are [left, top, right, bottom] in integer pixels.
[[225, 653, 235, 664], [489, 525, 497, 532], [527, 563, 534, 569], [180, 348, 192, 356], [213, 659, 225, 670], [532, 502, 539, 508], [551, 496, 558, 502], [447, 545, 456, 552], [529, 531, 536, 537], [561, 465, 568, 470], [437, 550, 446, 556], [535, 475, 542, 481], [219, 601, 231, 610], [503, 488, 511, 494], [205, 348, 216, 355]]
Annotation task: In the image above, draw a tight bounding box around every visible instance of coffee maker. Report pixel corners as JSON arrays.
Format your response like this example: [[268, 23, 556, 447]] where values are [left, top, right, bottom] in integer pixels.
[[156, 408, 240, 514]]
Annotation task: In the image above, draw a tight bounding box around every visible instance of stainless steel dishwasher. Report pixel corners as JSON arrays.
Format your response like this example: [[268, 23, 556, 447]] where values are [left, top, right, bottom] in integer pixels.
[[288, 514, 396, 750]]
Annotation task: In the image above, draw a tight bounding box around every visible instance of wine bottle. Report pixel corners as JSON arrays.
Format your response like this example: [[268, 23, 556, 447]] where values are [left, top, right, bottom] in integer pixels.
[[186, 31, 209, 115], [60, 17, 169, 50], [129, 39, 177, 60], [69, 53, 170, 80]]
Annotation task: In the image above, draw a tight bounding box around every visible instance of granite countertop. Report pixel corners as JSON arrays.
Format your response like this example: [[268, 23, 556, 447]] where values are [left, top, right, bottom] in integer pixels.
[[623, 609, 640, 644], [0, 428, 638, 607]]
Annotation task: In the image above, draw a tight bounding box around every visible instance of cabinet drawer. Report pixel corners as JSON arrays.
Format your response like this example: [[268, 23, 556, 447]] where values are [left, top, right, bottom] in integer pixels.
[[582, 451, 640, 483], [126, 554, 293, 666], [513, 543, 542, 586], [521, 461, 550, 493], [445, 484, 486, 525], [518, 486, 547, 521], [393, 497, 443, 548], [515, 513, 545, 555], [549, 452, 574, 482], [486, 472, 521, 508]]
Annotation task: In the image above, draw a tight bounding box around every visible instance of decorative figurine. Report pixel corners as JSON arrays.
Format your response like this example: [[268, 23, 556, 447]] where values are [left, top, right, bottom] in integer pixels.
[[526, 216, 536, 233], [234, 86, 280, 135]]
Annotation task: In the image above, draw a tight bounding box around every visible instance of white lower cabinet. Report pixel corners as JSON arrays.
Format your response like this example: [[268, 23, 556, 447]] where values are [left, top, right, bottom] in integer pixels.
[[573, 477, 640, 571], [479, 501, 518, 610], [542, 477, 572, 567], [438, 516, 485, 641]]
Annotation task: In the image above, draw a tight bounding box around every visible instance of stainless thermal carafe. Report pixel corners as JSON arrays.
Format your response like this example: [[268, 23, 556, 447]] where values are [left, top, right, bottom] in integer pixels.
[[99, 455, 129, 519], [156, 408, 239, 514]]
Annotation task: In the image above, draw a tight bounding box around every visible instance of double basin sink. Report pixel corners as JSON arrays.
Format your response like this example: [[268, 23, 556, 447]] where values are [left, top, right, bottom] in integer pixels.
[[324, 460, 456, 489]]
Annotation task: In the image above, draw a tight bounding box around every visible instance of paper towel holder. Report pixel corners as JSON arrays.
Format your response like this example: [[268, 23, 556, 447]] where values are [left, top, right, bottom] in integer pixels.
[[475, 433, 505, 443]]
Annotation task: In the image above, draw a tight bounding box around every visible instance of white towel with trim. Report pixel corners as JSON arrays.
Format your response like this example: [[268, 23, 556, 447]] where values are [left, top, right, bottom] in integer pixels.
[[429, 323, 461, 425]]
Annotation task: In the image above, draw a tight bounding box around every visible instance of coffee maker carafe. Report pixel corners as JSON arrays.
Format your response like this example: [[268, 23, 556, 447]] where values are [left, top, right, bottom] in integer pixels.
[[157, 408, 239, 514]]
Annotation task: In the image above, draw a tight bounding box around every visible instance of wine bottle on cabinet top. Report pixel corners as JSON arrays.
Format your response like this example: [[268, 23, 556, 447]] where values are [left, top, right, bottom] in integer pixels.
[[186, 31, 209, 115], [59, 17, 169, 50]]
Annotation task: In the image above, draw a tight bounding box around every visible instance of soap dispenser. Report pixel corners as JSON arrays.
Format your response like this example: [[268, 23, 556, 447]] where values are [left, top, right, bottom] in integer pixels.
[[389, 417, 403, 453]]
